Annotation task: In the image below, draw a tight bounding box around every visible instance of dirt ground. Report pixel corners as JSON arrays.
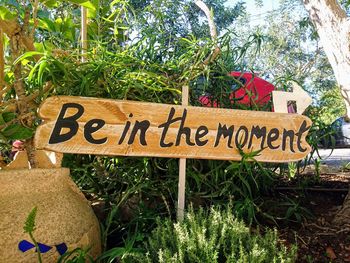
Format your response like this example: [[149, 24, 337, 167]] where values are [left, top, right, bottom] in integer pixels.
[[91, 164, 350, 262], [276, 168, 350, 262]]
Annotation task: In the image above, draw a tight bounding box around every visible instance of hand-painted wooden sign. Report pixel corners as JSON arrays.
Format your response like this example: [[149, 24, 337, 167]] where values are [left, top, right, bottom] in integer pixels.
[[272, 83, 313, 114], [34, 96, 312, 163]]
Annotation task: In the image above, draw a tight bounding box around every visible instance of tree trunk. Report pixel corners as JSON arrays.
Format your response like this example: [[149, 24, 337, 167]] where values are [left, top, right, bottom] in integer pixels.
[[303, 0, 350, 225], [0, 10, 38, 168], [303, 0, 350, 120], [9, 25, 37, 168]]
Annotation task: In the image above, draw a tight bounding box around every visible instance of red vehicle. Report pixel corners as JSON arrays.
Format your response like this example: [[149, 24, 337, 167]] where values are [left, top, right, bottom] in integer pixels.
[[199, 72, 275, 108]]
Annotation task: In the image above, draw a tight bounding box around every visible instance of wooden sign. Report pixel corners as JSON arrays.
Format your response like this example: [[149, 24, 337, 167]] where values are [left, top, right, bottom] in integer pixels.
[[273, 83, 313, 114], [34, 96, 312, 163]]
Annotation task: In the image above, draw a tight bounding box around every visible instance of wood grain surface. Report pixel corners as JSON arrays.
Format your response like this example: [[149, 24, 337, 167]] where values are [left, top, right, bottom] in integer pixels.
[[34, 96, 312, 163]]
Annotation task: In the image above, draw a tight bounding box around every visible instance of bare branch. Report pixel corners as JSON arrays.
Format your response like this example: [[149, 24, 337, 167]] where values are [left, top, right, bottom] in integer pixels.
[[23, 8, 31, 35], [195, 0, 217, 41], [195, 0, 220, 65], [0, 6, 40, 167]]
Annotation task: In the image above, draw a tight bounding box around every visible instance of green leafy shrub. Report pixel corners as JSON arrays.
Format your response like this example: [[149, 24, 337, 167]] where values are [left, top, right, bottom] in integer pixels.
[[123, 206, 297, 263]]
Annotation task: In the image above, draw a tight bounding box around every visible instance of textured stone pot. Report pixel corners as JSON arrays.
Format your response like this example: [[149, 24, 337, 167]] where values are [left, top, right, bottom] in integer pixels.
[[0, 168, 101, 262]]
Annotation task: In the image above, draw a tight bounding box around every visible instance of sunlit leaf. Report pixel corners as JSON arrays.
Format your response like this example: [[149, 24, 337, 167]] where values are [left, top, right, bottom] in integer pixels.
[[38, 17, 56, 32], [13, 51, 45, 65], [0, 6, 16, 19], [38, 60, 48, 86], [40, 0, 59, 8]]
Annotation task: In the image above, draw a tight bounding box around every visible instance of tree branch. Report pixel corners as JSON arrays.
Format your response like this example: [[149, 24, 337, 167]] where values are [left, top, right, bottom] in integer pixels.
[[195, 0, 220, 65], [1, 12, 39, 167], [195, 0, 217, 41], [30, 0, 39, 39], [0, 28, 4, 89], [0, 20, 20, 38]]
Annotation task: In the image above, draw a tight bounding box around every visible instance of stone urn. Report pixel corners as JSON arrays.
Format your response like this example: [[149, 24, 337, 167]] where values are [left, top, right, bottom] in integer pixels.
[[0, 168, 101, 262]]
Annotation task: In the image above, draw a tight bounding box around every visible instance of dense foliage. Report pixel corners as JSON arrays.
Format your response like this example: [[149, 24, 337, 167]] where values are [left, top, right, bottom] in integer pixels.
[[1, 0, 345, 262], [122, 206, 297, 263]]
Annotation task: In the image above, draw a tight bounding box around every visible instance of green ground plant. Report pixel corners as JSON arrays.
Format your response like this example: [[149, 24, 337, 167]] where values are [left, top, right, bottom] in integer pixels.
[[58, 248, 95, 263], [121, 206, 297, 263]]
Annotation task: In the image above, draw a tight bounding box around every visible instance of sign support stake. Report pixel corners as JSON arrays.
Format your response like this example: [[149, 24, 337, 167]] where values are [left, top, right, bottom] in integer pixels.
[[81, 6, 87, 62], [177, 85, 189, 222]]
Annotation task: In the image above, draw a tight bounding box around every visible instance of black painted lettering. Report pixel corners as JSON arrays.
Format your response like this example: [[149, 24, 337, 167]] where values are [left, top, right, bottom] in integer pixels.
[[128, 120, 150, 146], [267, 128, 280, 149], [118, 113, 133, 145], [235, 126, 249, 148], [158, 108, 181, 147], [295, 120, 310, 152], [49, 103, 84, 144], [175, 109, 195, 146], [195, 126, 209, 146], [248, 125, 266, 149], [214, 124, 234, 148], [282, 129, 295, 152], [84, 119, 107, 144]]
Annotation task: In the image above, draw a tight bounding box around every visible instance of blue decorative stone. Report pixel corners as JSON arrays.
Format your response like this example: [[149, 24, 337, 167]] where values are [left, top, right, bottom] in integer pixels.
[[19, 239, 67, 255], [55, 243, 68, 255], [18, 240, 35, 252], [36, 243, 52, 253]]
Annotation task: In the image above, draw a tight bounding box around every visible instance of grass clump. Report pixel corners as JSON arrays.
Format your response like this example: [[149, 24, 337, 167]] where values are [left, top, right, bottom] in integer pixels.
[[123, 206, 297, 263]]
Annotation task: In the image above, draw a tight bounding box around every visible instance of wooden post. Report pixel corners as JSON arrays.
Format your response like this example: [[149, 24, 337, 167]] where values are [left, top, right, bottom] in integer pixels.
[[177, 85, 189, 221], [0, 28, 4, 89], [81, 6, 87, 62]]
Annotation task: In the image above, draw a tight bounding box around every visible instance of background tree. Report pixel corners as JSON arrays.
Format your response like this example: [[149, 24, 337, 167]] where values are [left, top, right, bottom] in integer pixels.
[[126, 0, 245, 63], [303, 0, 350, 123], [231, 0, 345, 125], [301, 0, 350, 226]]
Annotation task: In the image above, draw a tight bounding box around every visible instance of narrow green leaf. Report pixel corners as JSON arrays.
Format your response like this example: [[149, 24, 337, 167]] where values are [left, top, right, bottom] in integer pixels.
[[38, 60, 48, 86], [38, 17, 56, 32], [2, 124, 34, 140], [2, 112, 16, 123], [28, 60, 43, 82], [0, 114, 5, 126], [13, 51, 45, 65], [24, 207, 37, 233]]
